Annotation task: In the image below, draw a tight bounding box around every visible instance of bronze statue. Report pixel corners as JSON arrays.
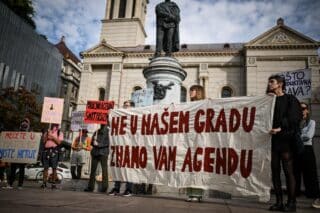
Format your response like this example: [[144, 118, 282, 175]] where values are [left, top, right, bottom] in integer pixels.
[[154, 0, 180, 58]]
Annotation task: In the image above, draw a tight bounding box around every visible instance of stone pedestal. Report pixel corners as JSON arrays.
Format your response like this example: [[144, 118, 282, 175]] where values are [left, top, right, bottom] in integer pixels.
[[143, 57, 187, 104]]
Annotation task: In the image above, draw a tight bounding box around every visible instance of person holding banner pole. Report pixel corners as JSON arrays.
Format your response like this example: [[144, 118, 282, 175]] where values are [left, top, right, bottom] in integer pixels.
[[267, 75, 302, 212], [6, 118, 31, 189], [186, 85, 205, 202], [42, 123, 64, 189], [109, 100, 134, 196]]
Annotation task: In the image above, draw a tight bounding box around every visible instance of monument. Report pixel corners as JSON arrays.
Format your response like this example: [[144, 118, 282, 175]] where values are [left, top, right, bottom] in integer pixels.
[[143, 0, 186, 104]]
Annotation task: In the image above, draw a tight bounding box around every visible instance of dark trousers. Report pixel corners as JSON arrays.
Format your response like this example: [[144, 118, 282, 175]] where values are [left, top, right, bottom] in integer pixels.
[[156, 27, 175, 55], [71, 166, 82, 179], [87, 155, 108, 191], [113, 181, 133, 193], [9, 163, 25, 187], [271, 151, 296, 204], [294, 145, 320, 198]]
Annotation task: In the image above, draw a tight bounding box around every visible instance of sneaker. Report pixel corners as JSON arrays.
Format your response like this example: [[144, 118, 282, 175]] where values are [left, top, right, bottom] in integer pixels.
[[2, 185, 13, 189], [40, 183, 47, 189], [84, 188, 93, 192], [312, 198, 320, 209], [108, 189, 119, 196], [122, 190, 132, 197]]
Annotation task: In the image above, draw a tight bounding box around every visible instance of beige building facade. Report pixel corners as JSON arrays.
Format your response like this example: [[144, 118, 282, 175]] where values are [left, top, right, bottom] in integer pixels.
[[78, 0, 320, 136]]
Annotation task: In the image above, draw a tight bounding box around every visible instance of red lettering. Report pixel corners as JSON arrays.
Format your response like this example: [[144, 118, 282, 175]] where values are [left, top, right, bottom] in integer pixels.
[[179, 111, 189, 133], [150, 113, 160, 135], [215, 109, 227, 132], [130, 115, 138, 134], [242, 107, 256, 132], [111, 117, 120, 135], [228, 148, 238, 176], [131, 146, 139, 168], [139, 147, 147, 168], [119, 116, 127, 135], [193, 147, 203, 172], [169, 111, 179, 133], [110, 146, 115, 167], [181, 148, 192, 172], [216, 148, 227, 174], [122, 145, 130, 167], [229, 109, 241, 132], [194, 109, 205, 133], [168, 146, 177, 171], [240, 150, 253, 178], [141, 114, 151, 135], [205, 109, 215, 132], [204, 147, 215, 172], [160, 110, 169, 134]]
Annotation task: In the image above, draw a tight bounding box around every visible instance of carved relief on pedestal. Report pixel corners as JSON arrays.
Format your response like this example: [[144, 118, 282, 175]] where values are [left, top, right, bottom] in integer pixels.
[[247, 57, 256, 65]]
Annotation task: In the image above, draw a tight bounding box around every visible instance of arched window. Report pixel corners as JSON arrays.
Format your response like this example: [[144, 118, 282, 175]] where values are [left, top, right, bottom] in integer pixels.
[[180, 86, 187, 102], [99, 88, 106, 101], [221, 86, 233, 98]]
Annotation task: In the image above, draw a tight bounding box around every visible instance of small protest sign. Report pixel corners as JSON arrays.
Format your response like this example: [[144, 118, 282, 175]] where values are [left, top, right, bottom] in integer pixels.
[[41, 97, 64, 124], [131, 88, 154, 107], [84, 100, 114, 124], [280, 69, 311, 99], [0, 132, 41, 164], [71, 111, 96, 132]]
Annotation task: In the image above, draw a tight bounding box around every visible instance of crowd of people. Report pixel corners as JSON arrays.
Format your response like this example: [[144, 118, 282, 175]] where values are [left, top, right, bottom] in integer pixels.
[[0, 77, 320, 211]]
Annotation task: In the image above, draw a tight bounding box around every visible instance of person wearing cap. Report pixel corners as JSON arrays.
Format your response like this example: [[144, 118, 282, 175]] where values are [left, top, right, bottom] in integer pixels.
[[6, 118, 31, 189], [42, 124, 64, 189], [70, 129, 91, 179]]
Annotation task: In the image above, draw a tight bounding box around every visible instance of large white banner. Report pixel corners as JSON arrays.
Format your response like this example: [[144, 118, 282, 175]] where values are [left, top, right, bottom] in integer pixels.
[[109, 95, 275, 202], [0, 132, 41, 164]]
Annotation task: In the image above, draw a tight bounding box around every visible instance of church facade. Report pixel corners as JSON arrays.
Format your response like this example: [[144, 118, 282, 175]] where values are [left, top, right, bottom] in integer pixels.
[[77, 0, 320, 135]]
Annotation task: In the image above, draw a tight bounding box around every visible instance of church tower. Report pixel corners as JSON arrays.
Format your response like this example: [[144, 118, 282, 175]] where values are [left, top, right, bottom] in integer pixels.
[[100, 0, 149, 47]]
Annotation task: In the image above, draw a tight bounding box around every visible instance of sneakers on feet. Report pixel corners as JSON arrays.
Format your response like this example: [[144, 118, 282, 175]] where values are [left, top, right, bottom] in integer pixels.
[[108, 189, 119, 196], [122, 190, 132, 197], [51, 184, 57, 190], [312, 198, 320, 209], [40, 183, 47, 189], [2, 185, 13, 189], [84, 188, 93, 192]]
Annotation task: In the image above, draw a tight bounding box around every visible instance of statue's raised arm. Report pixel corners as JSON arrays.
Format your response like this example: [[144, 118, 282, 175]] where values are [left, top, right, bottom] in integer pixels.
[[154, 0, 180, 58]]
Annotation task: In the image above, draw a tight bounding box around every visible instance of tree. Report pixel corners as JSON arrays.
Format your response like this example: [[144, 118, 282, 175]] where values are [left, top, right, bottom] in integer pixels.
[[0, 86, 45, 132], [0, 0, 36, 29]]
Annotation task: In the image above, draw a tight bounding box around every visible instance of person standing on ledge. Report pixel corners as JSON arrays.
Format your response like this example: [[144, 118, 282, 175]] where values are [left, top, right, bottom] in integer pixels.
[[154, 0, 180, 58]]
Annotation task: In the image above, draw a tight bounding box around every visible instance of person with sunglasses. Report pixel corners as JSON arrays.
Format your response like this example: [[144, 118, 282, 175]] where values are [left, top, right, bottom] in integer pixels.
[[294, 102, 319, 208]]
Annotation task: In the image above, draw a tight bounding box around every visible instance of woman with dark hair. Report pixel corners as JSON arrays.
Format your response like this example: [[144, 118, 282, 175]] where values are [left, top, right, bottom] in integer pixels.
[[267, 75, 302, 212], [294, 102, 320, 208]]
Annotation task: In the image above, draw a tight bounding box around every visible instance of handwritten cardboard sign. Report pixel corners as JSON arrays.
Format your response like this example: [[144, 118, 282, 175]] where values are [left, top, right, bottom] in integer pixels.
[[71, 111, 96, 132], [84, 100, 114, 124], [131, 88, 154, 107], [0, 132, 41, 164], [41, 97, 64, 124], [280, 69, 311, 99]]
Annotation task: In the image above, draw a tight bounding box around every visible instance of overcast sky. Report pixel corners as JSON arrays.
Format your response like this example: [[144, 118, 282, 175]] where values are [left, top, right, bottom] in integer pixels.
[[33, 0, 320, 57]]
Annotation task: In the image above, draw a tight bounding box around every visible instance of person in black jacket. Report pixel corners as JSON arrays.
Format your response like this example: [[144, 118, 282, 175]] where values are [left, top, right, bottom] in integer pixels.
[[267, 75, 302, 212], [84, 124, 109, 193]]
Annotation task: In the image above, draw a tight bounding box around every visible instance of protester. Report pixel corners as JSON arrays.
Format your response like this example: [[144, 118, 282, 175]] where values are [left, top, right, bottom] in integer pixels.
[[186, 85, 205, 202], [109, 100, 134, 196], [267, 75, 302, 212], [294, 102, 320, 208], [42, 124, 64, 189], [70, 129, 91, 179], [5, 118, 31, 189], [84, 124, 109, 193]]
